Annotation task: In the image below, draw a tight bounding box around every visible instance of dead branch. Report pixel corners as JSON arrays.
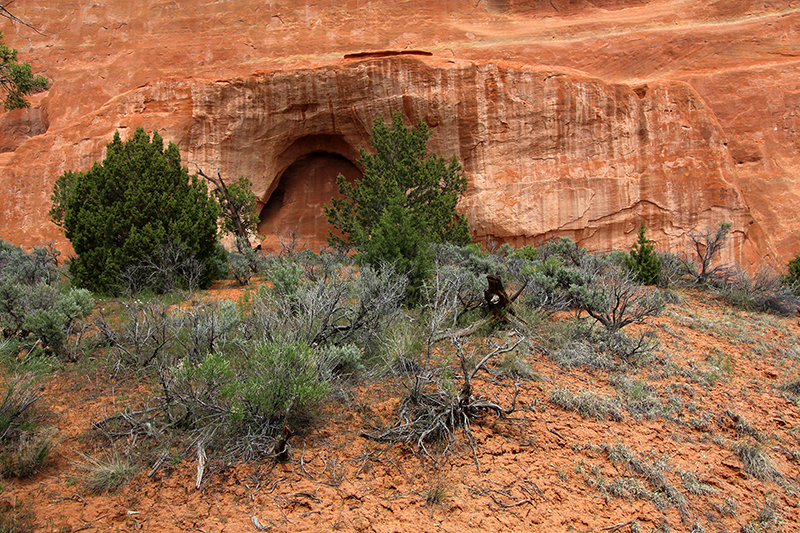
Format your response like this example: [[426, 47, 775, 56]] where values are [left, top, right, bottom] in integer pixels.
[[0, 2, 48, 35], [361, 336, 524, 469], [195, 442, 206, 489], [601, 519, 636, 531], [190, 163, 252, 248]]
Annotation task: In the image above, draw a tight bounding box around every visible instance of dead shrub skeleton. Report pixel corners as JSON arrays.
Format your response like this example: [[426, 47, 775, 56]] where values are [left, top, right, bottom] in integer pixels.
[[363, 274, 525, 470]]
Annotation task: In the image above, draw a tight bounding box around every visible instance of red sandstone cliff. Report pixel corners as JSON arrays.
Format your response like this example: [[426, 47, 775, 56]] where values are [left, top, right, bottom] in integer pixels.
[[1, 0, 798, 266]]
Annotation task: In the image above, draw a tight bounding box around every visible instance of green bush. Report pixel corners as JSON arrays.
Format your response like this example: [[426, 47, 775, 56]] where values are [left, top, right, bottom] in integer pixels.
[[0, 37, 50, 110], [267, 261, 304, 311], [316, 343, 364, 379], [517, 249, 585, 314], [0, 241, 59, 286], [624, 223, 662, 286], [427, 243, 510, 323], [0, 239, 93, 358], [325, 112, 471, 301], [238, 342, 327, 426], [213, 176, 260, 246], [50, 128, 221, 294], [538, 237, 588, 266], [787, 253, 800, 291], [228, 245, 263, 286], [164, 342, 328, 457]]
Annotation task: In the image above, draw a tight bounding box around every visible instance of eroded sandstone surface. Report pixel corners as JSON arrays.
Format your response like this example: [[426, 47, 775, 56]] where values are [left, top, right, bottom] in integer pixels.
[[1, 0, 798, 265]]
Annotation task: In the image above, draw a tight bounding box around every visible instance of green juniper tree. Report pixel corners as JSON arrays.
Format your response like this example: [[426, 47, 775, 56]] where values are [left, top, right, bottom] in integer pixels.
[[50, 128, 221, 294], [325, 112, 471, 300], [0, 35, 49, 109], [787, 253, 800, 292], [625, 223, 662, 286]]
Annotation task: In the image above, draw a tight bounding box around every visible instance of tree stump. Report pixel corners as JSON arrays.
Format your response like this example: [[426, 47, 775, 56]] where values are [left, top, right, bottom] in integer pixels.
[[484, 274, 512, 320]]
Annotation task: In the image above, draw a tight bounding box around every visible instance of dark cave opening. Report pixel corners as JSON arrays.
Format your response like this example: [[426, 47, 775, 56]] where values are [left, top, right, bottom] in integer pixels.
[[258, 151, 362, 251]]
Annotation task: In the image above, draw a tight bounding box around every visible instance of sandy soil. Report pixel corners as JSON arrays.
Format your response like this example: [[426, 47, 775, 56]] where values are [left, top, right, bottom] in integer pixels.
[[2, 286, 800, 533]]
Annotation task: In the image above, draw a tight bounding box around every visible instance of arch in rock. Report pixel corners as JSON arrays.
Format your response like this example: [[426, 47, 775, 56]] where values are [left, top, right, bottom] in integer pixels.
[[257, 134, 362, 252]]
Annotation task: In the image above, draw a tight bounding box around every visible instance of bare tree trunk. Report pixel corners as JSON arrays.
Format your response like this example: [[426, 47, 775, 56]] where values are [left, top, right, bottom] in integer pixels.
[[191, 164, 251, 250]]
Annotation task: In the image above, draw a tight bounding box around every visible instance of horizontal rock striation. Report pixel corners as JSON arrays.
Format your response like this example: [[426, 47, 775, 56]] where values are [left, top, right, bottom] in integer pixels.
[[1, 0, 796, 267]]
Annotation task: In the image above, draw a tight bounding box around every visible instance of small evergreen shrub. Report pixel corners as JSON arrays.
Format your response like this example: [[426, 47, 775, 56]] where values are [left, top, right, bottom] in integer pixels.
[[624, 223, 663, 286], [786, 253, 800, 292]]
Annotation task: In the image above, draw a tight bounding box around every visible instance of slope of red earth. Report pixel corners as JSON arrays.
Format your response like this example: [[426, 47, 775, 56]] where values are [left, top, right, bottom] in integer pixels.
[[2, 286, 800, 532]]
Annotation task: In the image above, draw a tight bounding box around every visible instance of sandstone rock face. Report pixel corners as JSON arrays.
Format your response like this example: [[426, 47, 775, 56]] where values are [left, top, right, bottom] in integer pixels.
[[1, 0, 798, 267]]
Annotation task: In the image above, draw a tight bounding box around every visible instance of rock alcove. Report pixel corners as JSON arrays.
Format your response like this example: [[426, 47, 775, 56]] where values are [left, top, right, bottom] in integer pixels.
[[257, 134, 362, 251]]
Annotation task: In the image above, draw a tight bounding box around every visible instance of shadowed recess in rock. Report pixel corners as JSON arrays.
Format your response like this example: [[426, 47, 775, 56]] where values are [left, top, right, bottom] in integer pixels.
[[258, 152, 361, 252]]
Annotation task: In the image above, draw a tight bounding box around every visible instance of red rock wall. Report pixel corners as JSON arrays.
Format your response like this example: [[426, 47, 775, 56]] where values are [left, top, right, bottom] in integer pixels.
[[0, 0, 797, 267]]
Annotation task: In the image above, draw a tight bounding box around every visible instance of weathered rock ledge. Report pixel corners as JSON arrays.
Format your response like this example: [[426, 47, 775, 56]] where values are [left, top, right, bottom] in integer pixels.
[[2, 0, 798, 267]]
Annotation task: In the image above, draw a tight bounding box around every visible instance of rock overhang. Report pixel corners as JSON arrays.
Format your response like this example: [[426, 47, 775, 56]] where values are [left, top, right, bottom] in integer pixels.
[[0, 54, 758, 263]]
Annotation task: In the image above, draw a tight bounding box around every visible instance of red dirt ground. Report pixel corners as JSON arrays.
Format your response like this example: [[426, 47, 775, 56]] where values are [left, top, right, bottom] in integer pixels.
[[2, 286, 800, 532]]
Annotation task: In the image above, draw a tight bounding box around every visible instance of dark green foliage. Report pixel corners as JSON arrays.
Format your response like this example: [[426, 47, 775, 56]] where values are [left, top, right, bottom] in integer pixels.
[[192, 167, 259, 251], [0, 36, 49, 110], [221, 177, 264, 285], [325, 113, 470, 299], [625, 223, 663, 286], [787, 253, 800, 290], [50, 128, 221, 294], [513, 245, 539, 262]]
